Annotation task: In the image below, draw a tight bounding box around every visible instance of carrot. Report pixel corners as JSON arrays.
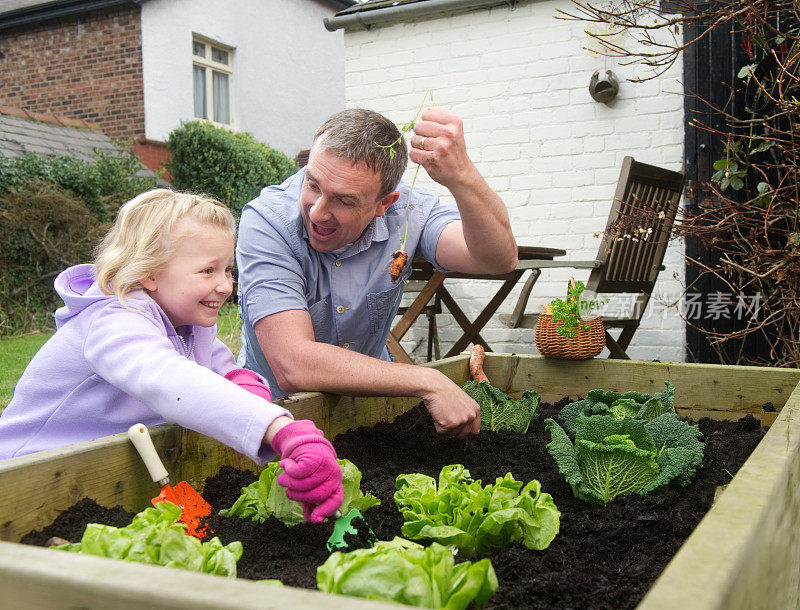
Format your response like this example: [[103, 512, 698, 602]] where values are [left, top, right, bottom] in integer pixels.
[[390, 249, 408, 284], [469, 344, 490, 384]]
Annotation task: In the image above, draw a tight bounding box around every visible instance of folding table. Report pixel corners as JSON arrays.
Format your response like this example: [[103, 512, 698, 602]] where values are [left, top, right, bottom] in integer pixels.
[[388, 245, 567, 364]]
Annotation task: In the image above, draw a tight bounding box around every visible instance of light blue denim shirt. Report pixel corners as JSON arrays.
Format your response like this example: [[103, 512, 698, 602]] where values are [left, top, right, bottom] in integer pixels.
[[236, 168, 460, 398]]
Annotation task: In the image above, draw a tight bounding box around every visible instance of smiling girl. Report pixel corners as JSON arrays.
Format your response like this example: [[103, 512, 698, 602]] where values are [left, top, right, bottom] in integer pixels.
[[0, 189, 342, 523]]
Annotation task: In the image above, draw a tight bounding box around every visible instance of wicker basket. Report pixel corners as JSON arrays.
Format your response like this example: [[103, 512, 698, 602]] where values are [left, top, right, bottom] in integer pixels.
[[535, 313, 605, 359], [535, 277, 605, 359]]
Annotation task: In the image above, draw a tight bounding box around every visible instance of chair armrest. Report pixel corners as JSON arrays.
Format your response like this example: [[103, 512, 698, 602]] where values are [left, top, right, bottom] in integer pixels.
[[514, 260, 602, 271], [501, 260, 603, 328]]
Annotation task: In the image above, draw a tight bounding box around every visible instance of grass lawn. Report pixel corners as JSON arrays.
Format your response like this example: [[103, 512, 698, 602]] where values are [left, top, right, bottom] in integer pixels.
[[0, 304, 243, 412], [217, 303, 242, 355], [0, 332, 52, 409]]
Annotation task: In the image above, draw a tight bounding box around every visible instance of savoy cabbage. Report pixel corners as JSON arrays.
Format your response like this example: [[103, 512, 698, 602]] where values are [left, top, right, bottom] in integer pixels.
[[462, 380, 540, 433], [545, 387, 704, 506]]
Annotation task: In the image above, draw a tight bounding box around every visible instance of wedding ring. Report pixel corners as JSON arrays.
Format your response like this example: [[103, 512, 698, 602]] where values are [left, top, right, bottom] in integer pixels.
[[419, 136, 427, 150]]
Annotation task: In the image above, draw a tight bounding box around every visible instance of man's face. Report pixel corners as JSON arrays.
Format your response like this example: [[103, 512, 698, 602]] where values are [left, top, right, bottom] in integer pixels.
[[300, 144, 397, 253]]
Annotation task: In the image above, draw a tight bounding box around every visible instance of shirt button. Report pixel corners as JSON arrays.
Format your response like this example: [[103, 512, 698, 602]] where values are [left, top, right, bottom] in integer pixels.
[[336, 305, 345, 314], [342, 342, 350, 349], [335, 259, 342, 267]]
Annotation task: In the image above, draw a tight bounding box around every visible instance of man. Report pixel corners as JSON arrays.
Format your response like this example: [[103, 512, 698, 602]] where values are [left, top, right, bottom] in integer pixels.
[[236, 107, 517, 438]]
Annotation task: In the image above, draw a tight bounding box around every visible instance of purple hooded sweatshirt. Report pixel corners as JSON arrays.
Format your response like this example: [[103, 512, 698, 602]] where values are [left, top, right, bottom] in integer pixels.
[[0, 264, 292, 461]]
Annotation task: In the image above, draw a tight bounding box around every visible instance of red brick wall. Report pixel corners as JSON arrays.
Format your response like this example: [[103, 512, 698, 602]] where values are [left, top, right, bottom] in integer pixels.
[[134, 137, 172, 179], [0, 5, 145, 143]]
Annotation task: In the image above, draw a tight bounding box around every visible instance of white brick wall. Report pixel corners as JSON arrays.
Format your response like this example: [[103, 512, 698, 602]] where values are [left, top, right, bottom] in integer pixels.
[[342, 0, 686, 363]]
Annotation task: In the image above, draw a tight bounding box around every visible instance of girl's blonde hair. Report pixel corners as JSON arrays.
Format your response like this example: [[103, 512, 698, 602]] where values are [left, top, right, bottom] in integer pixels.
[[95, 189, 235, 301]]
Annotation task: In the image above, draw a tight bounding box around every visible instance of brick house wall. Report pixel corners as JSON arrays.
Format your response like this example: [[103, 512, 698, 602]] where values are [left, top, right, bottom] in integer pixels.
[[0, 4, 145, 143], [341, 0, 686, 361]]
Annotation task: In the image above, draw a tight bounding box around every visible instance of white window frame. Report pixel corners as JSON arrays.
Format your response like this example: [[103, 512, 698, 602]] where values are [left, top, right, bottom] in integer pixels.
[[192, 35, 234, 127]]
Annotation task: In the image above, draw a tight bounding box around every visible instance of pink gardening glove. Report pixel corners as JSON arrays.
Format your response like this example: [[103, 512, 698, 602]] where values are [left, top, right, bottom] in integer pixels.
[[269, 420, 343, 523], [224, 368, 272, 402]]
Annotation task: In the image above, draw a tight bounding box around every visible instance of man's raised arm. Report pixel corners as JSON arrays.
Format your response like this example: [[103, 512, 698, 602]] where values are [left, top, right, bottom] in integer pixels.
[[409, 108, 518, 275]]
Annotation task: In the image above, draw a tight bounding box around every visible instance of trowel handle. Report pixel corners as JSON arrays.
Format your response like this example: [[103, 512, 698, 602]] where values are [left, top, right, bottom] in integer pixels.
[[127, 423, 170, 484]]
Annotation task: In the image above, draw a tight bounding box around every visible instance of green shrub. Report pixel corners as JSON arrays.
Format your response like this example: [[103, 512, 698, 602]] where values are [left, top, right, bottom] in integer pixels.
[[0, 183, 110, 337], [166, 121, 297, 216], [0, 144, 159, 221], [0, 146, 159, 336]]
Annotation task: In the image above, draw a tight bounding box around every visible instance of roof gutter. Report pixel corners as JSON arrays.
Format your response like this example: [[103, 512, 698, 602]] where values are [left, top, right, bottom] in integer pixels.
[[324, 0, 515, 32], [0, 0, 146, 32], [322, 0, 357, 9]]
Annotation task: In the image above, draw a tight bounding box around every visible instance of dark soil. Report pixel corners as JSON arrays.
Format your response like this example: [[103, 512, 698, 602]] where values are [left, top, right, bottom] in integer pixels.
[[23, 400, 766, 610]]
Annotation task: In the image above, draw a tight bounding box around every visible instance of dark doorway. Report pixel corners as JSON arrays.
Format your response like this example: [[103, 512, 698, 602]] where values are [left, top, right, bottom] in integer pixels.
[[682, 17, 772, 364]]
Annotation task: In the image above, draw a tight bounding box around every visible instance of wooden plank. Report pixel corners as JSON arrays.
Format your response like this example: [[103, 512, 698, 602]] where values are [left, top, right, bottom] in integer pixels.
[[640, 380, 800, 610], [0, 425, 182, 542], [0, 542, 398, 610], [497, 357, 800, 413]]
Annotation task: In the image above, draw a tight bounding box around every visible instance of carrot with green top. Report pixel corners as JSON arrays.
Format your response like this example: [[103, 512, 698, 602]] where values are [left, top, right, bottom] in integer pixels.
[[377, 90, 433, 284]]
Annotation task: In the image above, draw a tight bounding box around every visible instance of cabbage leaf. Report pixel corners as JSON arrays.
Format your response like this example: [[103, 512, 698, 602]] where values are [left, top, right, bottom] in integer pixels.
[[559, 381, 676, 435], [394, 464, 560, 556], [317, 538, 498, 609], [220, 458, 380, 526], [462, 380, 540, 433]]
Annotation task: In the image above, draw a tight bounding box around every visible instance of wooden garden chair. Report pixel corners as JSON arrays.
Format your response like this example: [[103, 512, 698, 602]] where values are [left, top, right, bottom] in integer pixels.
[[499, 156, 686, 359]]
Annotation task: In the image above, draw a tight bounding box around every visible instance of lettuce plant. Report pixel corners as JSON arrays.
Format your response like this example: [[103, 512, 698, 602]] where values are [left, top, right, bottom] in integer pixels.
[[394, 464, 560, 556], [461, 380, 540, 433], [317, 537, 498, 609], [220, 458, 380, 526], [545, 409, 704, 506], [54, 502, 242, 576]]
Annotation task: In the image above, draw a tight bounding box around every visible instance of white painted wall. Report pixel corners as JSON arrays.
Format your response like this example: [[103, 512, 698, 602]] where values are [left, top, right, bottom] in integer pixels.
[[342, 0, 687, 362], [141, 0, 346, 159]]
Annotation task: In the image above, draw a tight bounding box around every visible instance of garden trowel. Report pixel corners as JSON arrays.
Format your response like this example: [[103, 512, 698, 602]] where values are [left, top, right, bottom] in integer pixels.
[[127, 423, 213, 539], [326, 508, 377, 552]]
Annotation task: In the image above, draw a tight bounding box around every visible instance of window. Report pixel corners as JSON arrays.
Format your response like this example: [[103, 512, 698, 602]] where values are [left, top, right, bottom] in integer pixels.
[[192, 37, 233, 125]]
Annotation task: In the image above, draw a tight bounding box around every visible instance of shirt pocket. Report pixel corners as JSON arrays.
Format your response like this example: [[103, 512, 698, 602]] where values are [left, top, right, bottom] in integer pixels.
[[307, 297, 332, 341], [366, 282, 404, 335]]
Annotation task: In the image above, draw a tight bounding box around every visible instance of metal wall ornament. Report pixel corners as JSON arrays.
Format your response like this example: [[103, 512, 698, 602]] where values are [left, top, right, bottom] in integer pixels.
[[589, 69, 620, 103]]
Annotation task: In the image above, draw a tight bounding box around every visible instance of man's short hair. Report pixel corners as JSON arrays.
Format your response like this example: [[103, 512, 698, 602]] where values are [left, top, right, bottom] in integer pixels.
[[313, 108, 408, 199]]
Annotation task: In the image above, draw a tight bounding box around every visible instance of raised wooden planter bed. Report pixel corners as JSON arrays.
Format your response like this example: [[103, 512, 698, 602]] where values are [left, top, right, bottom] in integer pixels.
[[1, 356, 799, 609]]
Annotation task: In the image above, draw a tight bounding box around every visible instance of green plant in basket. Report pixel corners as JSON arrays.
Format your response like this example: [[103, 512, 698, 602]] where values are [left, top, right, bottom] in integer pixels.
[[547, 279, 603, 338]]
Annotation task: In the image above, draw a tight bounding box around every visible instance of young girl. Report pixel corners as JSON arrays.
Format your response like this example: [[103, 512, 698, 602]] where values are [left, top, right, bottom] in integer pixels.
[[0, 189, 342, 524]]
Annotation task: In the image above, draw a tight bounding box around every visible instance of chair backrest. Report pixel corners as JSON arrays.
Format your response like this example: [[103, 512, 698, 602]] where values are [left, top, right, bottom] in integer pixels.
[[587, 156, 685, 294]]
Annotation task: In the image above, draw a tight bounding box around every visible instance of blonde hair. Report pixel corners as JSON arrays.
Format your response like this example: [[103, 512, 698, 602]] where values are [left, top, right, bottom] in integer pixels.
[[95, 189, 235, 301]]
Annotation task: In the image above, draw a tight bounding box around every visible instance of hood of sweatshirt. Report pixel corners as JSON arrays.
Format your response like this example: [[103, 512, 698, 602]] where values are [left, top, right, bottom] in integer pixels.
[[53, 264, 111, 329], [53, 264, 173, 332]]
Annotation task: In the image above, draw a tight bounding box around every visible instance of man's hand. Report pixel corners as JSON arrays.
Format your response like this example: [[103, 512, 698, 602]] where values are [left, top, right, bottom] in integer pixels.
[[420, 370, 481, 438], [409, 108, 480, 191]]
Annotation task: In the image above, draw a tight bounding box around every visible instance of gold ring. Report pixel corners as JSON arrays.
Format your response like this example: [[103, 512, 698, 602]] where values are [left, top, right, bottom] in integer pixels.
[[420, 136, 427, 150]]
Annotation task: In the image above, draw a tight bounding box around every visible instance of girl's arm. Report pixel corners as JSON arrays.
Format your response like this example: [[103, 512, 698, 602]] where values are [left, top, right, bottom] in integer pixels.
[[83, 301, 292, 463]]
